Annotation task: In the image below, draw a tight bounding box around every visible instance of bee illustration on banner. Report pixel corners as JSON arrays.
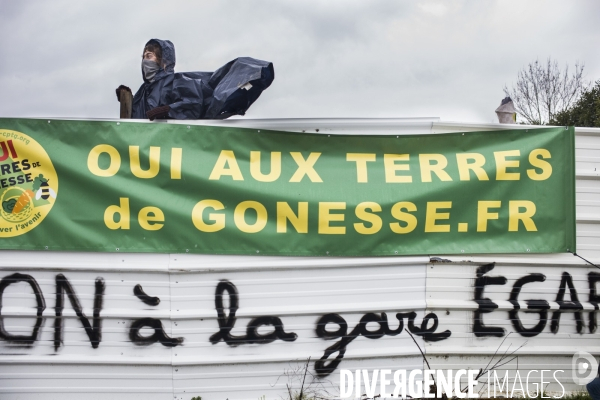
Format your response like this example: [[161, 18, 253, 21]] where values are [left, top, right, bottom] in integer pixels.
[[34, 174, 56, 201]]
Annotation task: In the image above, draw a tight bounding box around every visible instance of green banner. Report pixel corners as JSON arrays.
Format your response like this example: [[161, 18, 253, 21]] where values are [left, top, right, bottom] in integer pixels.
[[0, 118, 575, 256]]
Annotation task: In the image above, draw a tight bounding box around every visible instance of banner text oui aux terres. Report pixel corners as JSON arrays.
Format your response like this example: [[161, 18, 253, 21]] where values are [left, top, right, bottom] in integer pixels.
[[0, 120, 576, 255]]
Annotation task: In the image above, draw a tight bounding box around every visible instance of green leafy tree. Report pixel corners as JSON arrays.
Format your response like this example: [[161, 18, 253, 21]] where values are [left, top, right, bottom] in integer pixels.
[[551, 80, 600, 127]]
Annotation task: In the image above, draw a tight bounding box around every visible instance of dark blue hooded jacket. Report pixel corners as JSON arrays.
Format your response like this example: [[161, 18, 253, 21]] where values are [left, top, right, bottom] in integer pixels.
[[132, 39, 274, 119]]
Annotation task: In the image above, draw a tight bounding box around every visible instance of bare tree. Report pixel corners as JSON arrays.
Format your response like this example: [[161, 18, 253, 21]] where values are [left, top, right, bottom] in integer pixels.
[[504, 58, 587, 125]]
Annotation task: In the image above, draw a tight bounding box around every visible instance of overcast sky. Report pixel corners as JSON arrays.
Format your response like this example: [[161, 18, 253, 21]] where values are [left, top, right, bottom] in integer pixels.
[[1, 0, 599, 123]]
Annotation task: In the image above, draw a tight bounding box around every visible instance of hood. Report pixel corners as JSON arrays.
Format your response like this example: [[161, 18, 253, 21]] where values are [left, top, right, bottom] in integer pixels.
[[142, 38, 176, 82]]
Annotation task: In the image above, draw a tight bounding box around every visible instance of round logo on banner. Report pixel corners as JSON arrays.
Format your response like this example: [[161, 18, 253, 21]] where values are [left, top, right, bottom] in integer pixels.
[[0, 129, 58, 237]]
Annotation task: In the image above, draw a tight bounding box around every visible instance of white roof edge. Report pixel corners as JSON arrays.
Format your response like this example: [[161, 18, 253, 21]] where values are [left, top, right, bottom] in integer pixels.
[[11, 116, 440, 124], [6, 116, 600, 135]]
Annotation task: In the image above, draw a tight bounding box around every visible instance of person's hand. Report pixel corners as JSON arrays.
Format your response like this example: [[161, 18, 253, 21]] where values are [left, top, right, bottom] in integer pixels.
[[146, 105, 170, 121], [116, 85, 132, 101]]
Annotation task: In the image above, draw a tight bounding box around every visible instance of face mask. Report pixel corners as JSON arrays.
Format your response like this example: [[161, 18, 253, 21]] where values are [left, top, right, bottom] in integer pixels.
[[142, 59, 161, 81]]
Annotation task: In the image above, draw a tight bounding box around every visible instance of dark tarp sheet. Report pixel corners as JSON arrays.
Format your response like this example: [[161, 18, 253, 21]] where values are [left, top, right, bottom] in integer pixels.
[[132, 39, 274, 120]]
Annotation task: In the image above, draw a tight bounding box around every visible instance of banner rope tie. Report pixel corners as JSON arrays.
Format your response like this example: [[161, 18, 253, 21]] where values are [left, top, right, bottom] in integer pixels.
[[571, 251, 600, 270]]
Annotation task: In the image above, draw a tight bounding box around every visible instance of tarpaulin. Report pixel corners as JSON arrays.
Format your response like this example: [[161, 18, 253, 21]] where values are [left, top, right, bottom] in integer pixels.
[[132, 39, 274, 119]]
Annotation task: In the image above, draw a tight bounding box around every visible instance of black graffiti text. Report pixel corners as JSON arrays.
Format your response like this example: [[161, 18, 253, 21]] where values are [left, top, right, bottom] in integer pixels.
[[54, 274, 105, 350], [0, 273, 46, 345], [314, 311, 451, 377], [209, 280, 297, 346], [473, 263, 588, 337], [129, 284, 183, 347]]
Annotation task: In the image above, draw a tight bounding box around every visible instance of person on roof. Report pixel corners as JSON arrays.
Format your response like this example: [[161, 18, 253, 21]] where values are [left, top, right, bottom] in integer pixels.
[[116, 39, 274, 120]]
